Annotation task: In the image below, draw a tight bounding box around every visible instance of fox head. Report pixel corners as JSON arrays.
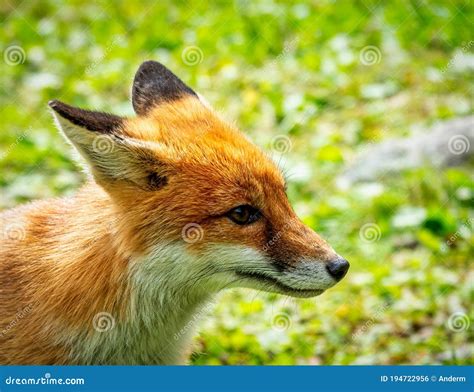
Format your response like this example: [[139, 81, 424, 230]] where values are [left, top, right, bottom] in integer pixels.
[[50, 61, 349, 298]]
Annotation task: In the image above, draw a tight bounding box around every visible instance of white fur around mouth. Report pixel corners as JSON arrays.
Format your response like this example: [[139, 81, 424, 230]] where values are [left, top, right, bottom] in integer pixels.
[[235, 270, 325, 298]]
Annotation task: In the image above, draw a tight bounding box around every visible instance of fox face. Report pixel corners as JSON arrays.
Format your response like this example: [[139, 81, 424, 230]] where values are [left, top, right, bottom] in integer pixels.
[[51, 61, 349, 300]]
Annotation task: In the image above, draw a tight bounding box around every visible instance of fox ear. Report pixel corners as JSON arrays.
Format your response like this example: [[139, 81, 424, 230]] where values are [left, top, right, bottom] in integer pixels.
[[49, 100, 169, 190], [132, 60, 198, 115]]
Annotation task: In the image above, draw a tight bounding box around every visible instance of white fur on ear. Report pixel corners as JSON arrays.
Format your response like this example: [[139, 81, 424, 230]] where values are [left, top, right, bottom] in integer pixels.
[[51, 110, 95, 179], [51, 109, 170, 190], [196, 93, 212, 110]]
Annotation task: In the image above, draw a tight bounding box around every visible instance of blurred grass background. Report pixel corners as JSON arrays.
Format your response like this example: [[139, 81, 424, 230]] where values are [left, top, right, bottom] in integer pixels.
[[1, 0, 472, 364]]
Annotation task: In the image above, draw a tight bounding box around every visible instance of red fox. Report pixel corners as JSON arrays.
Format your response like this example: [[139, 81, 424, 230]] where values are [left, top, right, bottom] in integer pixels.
[[0, 61, 349, 364]]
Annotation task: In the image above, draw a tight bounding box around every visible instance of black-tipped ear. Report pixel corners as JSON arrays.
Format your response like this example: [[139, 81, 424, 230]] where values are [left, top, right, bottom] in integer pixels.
[[132, 61, 198, 115], [49, 99, 171, 191], [48, 100, 124, 134]]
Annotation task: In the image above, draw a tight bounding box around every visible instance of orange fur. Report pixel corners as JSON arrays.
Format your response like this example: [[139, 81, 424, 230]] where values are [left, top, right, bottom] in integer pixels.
[[0, 64, 346, 364]]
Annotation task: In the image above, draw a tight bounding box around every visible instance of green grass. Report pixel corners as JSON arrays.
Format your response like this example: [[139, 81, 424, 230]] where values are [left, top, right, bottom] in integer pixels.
[[1, 0, 472, 364]]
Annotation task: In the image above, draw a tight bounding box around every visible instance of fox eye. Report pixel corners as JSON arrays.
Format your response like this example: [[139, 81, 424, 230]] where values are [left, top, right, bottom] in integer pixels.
[[226, 205, 261, 225]]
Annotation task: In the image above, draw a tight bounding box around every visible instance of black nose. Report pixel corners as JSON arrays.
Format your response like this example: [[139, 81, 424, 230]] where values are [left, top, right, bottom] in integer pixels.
[[326, 256, 350, 281]]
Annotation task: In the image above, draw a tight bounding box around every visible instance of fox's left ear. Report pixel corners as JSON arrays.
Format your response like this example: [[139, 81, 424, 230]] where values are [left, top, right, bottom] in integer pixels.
[[132, 60, 199, 115], [49, 100, 170, 191]]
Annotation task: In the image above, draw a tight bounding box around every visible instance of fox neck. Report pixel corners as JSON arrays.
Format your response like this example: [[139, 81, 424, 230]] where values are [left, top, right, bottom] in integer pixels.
[[63, 185, 215, 364], [124, 244, 217, 364]]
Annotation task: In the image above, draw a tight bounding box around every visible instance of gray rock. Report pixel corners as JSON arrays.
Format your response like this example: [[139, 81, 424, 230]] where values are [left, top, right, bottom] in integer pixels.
[[337, 116, 474, 186]]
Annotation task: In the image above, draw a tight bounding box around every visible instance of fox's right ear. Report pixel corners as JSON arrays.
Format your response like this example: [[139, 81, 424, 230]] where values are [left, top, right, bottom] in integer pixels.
[[49, 100, 170, 191]]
